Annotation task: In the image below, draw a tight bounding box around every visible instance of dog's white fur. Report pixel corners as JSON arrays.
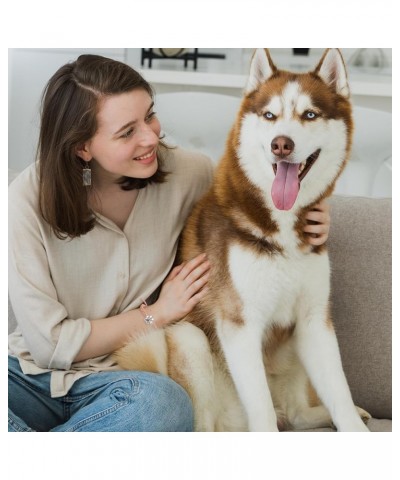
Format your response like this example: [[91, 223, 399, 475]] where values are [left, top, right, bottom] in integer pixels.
[[115, 49, 370, 432]]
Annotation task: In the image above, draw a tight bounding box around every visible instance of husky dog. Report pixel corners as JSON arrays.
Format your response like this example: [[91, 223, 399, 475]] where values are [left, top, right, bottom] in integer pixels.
[[115, 49, 370, 432]]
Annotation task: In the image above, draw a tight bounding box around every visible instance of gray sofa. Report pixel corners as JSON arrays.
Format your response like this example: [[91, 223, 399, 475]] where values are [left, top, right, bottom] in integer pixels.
[[321, 195, 392, 432], [8, 194, 392, 431]]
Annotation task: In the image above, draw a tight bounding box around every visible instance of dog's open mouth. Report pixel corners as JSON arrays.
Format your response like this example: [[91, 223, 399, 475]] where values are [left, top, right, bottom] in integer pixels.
[[272, 149, 321, 182], [271, 149, 321, 211]]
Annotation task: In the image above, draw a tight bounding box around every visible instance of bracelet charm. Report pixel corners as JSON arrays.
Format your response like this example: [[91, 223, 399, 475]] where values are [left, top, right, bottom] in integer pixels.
[[140, 299, 155, 325]]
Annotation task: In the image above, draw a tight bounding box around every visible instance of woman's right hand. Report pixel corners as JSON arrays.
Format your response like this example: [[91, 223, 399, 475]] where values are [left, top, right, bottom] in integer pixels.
[[152, 253, 210, 327]]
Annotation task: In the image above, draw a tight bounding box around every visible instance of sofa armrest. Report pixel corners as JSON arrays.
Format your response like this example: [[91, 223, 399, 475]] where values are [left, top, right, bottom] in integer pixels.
[[328, 195, 392, 419]]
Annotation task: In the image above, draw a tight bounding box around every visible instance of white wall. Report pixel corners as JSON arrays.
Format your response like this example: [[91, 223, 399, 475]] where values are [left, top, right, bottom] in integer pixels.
[[8, 49, 126, 173]]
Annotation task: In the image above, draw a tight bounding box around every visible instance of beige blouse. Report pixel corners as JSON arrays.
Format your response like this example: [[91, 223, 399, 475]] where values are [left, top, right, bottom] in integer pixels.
[[8, 147, 214, 397]]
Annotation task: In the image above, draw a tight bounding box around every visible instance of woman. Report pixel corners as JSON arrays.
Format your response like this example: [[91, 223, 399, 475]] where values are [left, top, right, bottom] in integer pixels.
[[8, 54, 330, 432]]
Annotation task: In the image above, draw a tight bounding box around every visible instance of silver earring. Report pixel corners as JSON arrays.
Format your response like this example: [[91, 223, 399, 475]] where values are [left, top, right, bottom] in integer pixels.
[[82, 162, 91, 186]]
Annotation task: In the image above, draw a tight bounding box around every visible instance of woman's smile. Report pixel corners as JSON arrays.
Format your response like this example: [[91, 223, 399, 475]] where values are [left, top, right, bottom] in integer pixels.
[[134, 149, 157, 165]]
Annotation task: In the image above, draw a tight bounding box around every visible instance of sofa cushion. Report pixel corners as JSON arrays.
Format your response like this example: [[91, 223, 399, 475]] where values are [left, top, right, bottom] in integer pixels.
[[328, 195, 392, 420], [297, 418, 392, 432]]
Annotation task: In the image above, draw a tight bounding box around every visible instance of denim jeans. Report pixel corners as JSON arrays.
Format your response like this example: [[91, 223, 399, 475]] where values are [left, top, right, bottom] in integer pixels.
[[8, 355, 194, 432]]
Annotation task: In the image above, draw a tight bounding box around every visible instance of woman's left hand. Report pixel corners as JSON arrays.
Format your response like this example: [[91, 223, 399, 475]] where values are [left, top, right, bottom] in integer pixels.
[[303, 200, 331, 246]]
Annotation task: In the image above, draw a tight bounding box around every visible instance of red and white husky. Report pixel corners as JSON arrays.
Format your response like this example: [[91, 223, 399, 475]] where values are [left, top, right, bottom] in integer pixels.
[[115, 49, 370, 431]]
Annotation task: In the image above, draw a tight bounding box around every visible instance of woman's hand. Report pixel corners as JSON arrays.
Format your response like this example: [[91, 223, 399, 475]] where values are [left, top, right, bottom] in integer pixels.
[[75, 255, 209, 359], [303, 200, 331, 246], [152, 253, 210, 327]]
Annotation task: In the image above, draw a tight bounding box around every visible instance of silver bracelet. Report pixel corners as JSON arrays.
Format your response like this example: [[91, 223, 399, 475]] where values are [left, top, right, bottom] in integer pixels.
[[140, 299, 155, 325]]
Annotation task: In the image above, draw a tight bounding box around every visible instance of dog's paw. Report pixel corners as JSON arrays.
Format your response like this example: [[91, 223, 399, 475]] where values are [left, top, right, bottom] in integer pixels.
[[356, 406, 372, 425]]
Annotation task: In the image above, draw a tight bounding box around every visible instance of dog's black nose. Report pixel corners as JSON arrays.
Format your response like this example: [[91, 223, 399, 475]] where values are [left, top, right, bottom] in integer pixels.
[[271, 136, 295, 157]]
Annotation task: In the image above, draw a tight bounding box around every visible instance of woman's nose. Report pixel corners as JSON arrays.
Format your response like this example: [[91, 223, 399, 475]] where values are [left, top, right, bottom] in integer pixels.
[[137, 123, 159, 145]]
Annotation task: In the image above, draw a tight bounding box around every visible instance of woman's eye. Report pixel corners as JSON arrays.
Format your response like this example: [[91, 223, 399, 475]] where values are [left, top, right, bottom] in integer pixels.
[[264, 112, 276, 120], [121, 128, 134, 138], [146, 111, 157, 122]]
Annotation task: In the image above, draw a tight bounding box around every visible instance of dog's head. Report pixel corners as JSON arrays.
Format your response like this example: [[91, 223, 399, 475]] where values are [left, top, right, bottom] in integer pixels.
[[236, 49, 353, 211]]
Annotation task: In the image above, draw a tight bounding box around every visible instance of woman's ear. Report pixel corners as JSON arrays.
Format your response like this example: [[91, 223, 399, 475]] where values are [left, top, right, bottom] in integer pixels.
[[76, 143, 92, 162]]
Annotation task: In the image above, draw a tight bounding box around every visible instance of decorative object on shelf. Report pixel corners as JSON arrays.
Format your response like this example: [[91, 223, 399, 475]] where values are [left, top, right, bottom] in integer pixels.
[[293, 48, 310, 56], [347, 48, 386, 70], [141, 48, 226, 70], [153, 48, 189, 57]]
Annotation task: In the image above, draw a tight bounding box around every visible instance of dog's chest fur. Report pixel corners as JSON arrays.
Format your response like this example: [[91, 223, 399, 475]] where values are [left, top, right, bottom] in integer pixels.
[[227, 209, 328, 329]]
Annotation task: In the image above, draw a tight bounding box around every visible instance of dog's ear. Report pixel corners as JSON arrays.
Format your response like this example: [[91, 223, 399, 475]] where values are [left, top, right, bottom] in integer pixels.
[[245, 48, 277, 94], [315, 49, 350, 98]]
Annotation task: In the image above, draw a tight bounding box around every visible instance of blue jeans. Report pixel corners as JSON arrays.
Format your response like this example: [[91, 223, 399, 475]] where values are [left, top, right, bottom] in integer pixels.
[[8, 355, 194, 432]]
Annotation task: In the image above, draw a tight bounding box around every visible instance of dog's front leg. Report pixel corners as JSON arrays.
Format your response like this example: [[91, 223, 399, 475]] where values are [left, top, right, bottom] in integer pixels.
[[217, 319, 278, 432], [295, 309, 369, 432]]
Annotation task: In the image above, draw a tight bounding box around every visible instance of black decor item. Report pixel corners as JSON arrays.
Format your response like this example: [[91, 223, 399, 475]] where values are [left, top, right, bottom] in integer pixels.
[[141, 48, 226, 70], [293, 49, 310, 56]]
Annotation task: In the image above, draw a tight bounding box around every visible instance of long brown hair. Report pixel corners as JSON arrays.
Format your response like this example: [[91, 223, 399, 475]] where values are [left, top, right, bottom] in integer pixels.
[[38, 54, 168, 239]]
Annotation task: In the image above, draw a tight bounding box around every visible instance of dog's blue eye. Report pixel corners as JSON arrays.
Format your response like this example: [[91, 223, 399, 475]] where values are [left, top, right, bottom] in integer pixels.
[[264, 112, 276, 120], [304, 111, 317, 120]]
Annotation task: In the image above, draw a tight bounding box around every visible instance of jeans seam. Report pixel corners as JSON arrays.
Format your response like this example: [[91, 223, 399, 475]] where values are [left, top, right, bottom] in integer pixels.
[[63, 398, 129, 431], [8, 415, 32, 432], [65, 375, 140, 403], [62, 377, 140, 431]]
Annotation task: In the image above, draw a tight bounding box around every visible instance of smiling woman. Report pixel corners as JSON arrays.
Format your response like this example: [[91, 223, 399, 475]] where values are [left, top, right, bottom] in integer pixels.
[[36, 55, 170, 238], [8, 54, 214, 432]]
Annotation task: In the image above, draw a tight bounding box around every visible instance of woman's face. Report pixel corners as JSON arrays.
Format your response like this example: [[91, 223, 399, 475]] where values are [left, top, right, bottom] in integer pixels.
[[81, 89, 161, 185]]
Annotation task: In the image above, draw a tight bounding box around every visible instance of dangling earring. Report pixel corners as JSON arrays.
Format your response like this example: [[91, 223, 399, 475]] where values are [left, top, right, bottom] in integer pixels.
[[82, 161, 92, 186]]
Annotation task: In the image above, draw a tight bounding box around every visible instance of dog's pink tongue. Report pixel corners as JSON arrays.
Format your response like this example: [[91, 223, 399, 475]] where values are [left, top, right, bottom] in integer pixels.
[[271, 162, 300, 210]]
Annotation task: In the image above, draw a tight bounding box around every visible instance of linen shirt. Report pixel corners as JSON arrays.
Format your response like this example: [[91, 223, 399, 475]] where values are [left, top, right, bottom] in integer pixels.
[[8, 147, 214, 397]]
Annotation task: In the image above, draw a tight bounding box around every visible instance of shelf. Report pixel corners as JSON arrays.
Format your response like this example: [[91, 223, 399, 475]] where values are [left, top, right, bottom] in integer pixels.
[[138, 59, 391, 98]]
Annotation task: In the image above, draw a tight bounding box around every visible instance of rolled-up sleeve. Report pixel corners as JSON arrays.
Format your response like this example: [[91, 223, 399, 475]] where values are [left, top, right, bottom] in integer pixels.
[[48, 318, 91, 369]]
